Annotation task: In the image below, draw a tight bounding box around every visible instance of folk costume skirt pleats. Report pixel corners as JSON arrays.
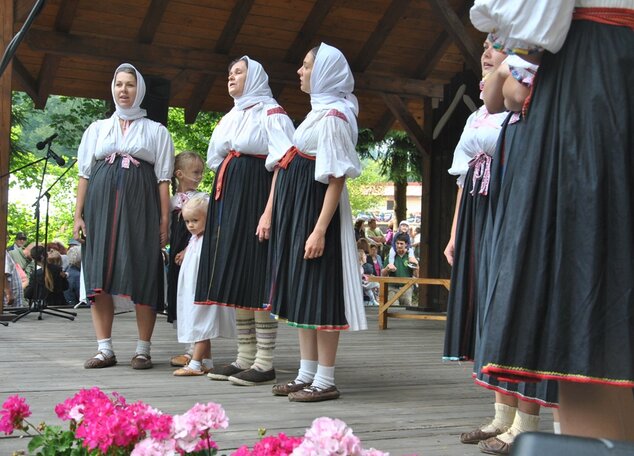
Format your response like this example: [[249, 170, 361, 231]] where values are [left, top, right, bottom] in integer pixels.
[[166, 212, 189, 322], [195, 154, 272, 310], [478, 20, 634, 388], [82, 156, 164, 309], [268, 154, 348, 330]]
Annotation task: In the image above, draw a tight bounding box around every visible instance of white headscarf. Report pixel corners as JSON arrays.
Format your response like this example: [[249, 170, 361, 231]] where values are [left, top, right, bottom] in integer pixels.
[[232, 56, 277, 111], [111, 63, 147, 120], [310, 43, 359, 138]]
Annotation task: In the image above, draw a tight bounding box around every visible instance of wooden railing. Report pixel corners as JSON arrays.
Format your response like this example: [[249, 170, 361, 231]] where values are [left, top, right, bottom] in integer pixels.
[[367, 276, 450, 329]]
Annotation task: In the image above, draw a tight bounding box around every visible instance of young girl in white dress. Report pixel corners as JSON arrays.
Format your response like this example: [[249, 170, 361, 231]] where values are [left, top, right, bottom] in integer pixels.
[[174, 193, 236, 376]]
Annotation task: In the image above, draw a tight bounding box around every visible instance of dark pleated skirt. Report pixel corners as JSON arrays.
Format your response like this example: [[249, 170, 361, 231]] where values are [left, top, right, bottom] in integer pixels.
[[443, 128, 558, 407], [82, 157, 164, 309], [478, 20, 634, 387], [194, 155, 272, 309], [268, 155, 348, 329], [444, 165, 490, 361], [166, 210, 190, 322]]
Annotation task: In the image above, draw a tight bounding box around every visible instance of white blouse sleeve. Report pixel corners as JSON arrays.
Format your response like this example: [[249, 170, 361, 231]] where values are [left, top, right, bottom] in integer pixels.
[[314, 113, 362, 184], [447, 111, 478, 188], [263, 107, 295, 171], [153, 124, 175, 182], [470, 0, 575, 54], [77, 121, 101, 179], [206, 117, 231, 171]]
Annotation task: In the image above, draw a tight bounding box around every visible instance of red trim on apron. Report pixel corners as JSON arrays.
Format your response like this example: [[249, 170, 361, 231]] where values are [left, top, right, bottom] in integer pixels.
[[573, 7, 634, 29], [278, 146, 316, 170]]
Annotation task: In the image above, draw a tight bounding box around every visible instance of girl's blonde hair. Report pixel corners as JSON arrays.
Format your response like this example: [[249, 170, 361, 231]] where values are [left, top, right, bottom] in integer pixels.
[[357, 248, 367, 263], [172, 151, 205, 194], [182, 192, 209, 215]]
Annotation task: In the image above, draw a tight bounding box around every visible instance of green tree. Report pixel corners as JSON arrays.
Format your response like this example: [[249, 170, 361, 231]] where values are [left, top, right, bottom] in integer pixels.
[[347, 159, 385, 216]]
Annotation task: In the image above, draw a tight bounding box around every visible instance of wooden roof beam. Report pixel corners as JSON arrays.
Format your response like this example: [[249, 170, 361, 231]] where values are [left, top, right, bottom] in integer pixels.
[[26, 30, 443, 99], [184, 0, 256, 123], [352, 0, 411, 72], [11, 57, 38, 102], [137, 0, 170, 44], [271, 0, 337, 98], [382, 94, 431, 156], [428, 0, 481, 75]]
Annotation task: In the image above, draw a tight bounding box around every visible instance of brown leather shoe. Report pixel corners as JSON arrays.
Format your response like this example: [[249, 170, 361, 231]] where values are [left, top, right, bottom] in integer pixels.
[[460, 427, 503, 444], [131, 354, 153, 370], [288, 385, 340, 402], [84, 352, 117, 369], [478, 436, 512, 455], [272, 380, 311, 396], [170, 353, 191, 367]]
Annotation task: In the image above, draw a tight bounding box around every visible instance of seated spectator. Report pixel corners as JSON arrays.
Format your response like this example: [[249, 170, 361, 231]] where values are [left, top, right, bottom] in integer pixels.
[[382, 233, 419, 307], [24, 246, 68, 307], [387, 221, 417, 267], [4, 253, 24, 308], [366, 242, 383, 277], [356, 237, 371, 255], [9, 241, 35, 280], [358, 249, 379, 306], [365, 217, 385, 250], [8, 232, 27, 251], [354, 218, 366, 241], [64, 246, 82, 306]]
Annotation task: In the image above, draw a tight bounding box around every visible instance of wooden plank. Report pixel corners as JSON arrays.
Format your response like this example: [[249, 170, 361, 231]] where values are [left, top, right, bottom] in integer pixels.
[[137, 0, 170, 44], [427, 0, 481, 74], [0, 308, 556, 454], [352, 0, 411, 72], [54, 0, 80, 33], [24, 29, 443, 99], [34, 53, 61, 109], [11, 56, 38, 101]]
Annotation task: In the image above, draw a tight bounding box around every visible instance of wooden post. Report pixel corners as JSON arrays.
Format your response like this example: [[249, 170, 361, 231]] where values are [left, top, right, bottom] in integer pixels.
[[418, 97, 433, 310], [0, 0, 13, 318]]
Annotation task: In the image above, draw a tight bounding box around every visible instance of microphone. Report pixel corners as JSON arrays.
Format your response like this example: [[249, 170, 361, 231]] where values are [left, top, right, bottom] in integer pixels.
[[36, 133, 58, 150], [47, 149, 66, 167]]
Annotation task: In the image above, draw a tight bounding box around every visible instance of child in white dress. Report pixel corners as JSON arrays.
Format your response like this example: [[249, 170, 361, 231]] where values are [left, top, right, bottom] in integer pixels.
[[174, 194, 236, 376]]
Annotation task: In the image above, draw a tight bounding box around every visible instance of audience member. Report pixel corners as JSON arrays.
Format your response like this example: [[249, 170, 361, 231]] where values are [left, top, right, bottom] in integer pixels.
[[64, 246, 82, 306], [7, 232, 27, 251], [382, 233, 418, 307]]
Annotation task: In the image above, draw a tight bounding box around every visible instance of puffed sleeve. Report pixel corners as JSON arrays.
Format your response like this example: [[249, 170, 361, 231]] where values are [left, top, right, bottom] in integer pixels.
[[153, 124, 175, 182], [207, 116, 231, 171], [263, 107, 295, 171], [447, 111, 478, 188], [77, 121, 101, 179], [470, 0, 575, 54], [314, 111, 361, 184]]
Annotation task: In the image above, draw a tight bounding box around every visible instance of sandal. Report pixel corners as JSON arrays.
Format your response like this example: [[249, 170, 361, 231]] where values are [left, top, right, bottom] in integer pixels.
[[131, 353, 153, 370]]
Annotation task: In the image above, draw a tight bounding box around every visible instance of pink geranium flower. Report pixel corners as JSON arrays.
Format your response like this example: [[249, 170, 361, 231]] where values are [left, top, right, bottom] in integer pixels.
[[0, 395, 31, 435], [231, 432, 303, 456], [173, 402, 228, 453]]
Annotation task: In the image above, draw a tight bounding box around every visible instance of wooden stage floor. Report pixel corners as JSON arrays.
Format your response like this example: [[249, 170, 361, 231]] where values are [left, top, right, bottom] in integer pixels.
[[0, 307, 554, 455]]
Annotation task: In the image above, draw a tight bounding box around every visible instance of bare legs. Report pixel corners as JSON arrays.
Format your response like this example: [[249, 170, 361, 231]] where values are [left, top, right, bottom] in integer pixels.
[[298, 328, 340, 367], [91, 293, 114, 339], [559, 382, 634, 441]]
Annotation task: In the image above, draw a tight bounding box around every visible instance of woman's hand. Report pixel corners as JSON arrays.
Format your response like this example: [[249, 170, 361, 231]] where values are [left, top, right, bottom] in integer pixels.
[[304, 228, 326, 259], [444, 238, 455, 266], [256, 208, 272, 242], [159, 219, 169, 248], [73, 217, 86, 243]]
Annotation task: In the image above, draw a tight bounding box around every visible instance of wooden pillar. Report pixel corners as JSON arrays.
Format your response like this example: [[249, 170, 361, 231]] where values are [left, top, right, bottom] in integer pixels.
[[0, 0, 13, 317], [417, 97, 432, 310]]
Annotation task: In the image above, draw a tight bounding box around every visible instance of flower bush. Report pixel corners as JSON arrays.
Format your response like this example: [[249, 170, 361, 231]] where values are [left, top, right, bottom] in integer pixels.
[[0, 389, 389, 455]]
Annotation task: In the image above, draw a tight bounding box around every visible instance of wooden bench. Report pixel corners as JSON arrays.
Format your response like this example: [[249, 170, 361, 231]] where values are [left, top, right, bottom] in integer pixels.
[[367, 276, 450, 329]]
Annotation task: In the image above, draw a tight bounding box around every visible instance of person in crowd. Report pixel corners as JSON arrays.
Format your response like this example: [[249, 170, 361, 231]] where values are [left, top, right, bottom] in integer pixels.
[[387, 221, 417, 267], [4, 253, 23, 308], [64, 246, 81, 307], [470, 0, 633, 441], [24, 245, 68, 307], [443, 38, 556, 455], [381, 233, 418, 307], [364, 217, 385, 252], [268, 43, 366, 402], [74, 63, 175, 370], [195, 56, 295, 387], [9, 241, 34, 281], [353, 218, 366, 242], [358, 249, 379, 307], [166, 151, 206, 368], [7, 232, 27, 251], [174, 194, 236, 376], [366, 242, 383, 277]]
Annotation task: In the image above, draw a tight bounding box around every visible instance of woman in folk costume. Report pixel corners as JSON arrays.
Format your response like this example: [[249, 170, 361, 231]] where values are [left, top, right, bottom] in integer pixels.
[[269, 43, 367, 403], [195, 56, 295, 386], [470, 0, 634, 440], [74, 63, 174, 370]]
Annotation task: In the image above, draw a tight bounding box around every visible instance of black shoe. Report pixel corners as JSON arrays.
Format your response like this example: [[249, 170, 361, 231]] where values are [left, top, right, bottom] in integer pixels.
[[207, 363, 245, 381], [228, 368, 276, 386]]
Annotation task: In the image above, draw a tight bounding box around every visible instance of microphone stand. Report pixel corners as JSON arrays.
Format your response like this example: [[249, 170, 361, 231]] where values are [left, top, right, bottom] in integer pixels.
[[12, 148, 76, 322]]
